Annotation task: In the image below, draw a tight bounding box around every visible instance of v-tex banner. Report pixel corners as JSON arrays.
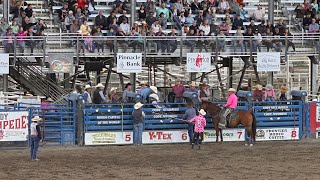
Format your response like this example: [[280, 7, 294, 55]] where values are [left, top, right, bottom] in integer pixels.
[[117, 53, 142, 73], [187, 53, 211, 72], [0, 111, 29, 141]]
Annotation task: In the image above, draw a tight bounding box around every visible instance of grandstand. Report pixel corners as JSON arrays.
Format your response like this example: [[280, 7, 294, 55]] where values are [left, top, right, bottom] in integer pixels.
[[0, 0, 319, 100]]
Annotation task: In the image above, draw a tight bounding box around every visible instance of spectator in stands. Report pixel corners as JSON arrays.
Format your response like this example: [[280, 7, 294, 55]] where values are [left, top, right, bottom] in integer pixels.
[[70, 19, 80, 34], [17, 26, 27, 54], [159, 12, 168, 30], [141, 21, 148, 32], [272, 28, 282, 52], [30, 116, 42, 161], [218, 0, 230, 13], [22, 17, 37, 31], [132, 29, 144, 53], [10, 20, 19, 34], [232, 14, 244, 30], [308, 18, 319, 32], [263, 28, 273, 52], [132, 102, 145, 146], [185, 29, 195, 52], [195, 10, 205, 26], [233, 28, 244, 53], [172, 79, 186, 103], [94, 10, 107, 30], [303, 13, 312, 30], [257, 20, 266, 35], [171, 4, 181, 18], [263, 84, 277, 101], [283, 28, 296, 52], [120, 19, 130, 35], [189, 21, 198, 31], [191, 0, 202, 14], [311, 0, 318, 13], [80, 20, 91, 35], [106, 11, 116, 30], [182, 101, 197, 144], [16, 11, 26, 27], [94, 27, 104, 54], [59, 3, 69, 22], [30, 12, 37, 24], [146, 28, 157, 53], [295, 4, 306, 19], [155, 28, 167, 53], [217, 30, 226, 52], [253, 4, 265, 22], [132, 21, 140, 32], [109, 18, 119, 33], [77, 0, 87, 10], [175, 0, 184, 12], [92, 83, 107, 104], [210, 20, 219, 35], [198, 83, 210, 102], [266, 20, 275, 34], [243, 27, 253, 52], [229, 0, 240, 14], [157, 3, 170, 19], [205, 8, 214, 24], [167, 29, 178, 53], [25, 4, 33, 18], [199, 20, 210, 35], [197, 30, 209, 52], [122, 83, 133, 103], [219, 21, 229, 36], [118, 10, 129, 25], [65, 11, 75, 31], [275, 18, 286, 34], [224, 13, 233, 28], [247, 20, 257, 31], [146, 11, 156, 28], [83, 85, 92, 104], [151, 19, 161, 33], [253, 84, 263, 101], [253, 29, 262, 52], [83, 6, 91, 21], [26, 27, 36, 55], [238, 4, 248, 21], [138, 5, 147, 21], [11, 0, 24, 19], [116, 27, 128, 52], [144, 0, 156, 14], [185, 13, 195, 27], [0, 18, 9, 33]]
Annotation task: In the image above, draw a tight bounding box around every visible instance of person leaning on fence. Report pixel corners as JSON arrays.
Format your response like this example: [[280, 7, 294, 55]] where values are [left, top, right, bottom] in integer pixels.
[[198, 83, 211, 103], [220, 88, 238, 128], [83, 85, 92, 104], [253, 84, 263, 101], [30, 116, 42, 161], [122, 83, 133, 103], [133, 102, 145, 146], [172, 79, 186, 103], [263, 84, 277, 101], [92, 83, 107, 104], [182, 101, 197, 144], [279, 85, 289, 101], [188, 109, 207, 149]]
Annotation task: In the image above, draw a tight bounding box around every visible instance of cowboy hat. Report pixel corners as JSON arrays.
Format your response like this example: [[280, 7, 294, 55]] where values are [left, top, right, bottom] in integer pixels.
[[134, 102, 144, 109], [141, 21, 147, 24], [228, 88, 236, 92], [190, 81, 196, 87], [32, 116, 41, 122], [199, 109, 206, 116], [47, 98, 54, 102], [110, 87, 117, 92], [149, 93, 159, 101], [84, 85, 92, 90], [265, 84, 273, 90], [255, 84, 263, 90], [150, 86, 158, 93], [140, 81, 147, 85], [280, 85, 288, 91], [96, 83, 104, 88]]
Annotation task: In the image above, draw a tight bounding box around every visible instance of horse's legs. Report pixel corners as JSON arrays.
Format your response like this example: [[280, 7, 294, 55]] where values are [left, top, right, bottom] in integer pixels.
[[246, 126, 254, 146], [215, 127, 220, 143], [220, 128, 223, 142]]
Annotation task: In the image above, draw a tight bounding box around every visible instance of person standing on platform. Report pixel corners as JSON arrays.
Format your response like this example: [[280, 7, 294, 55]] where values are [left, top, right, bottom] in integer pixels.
[[187, 81, 198, 93], [198, 83, 211, 103], [30, 116, 42, 161], [133, 102, 145, 146], [92, 83, 107, 104], [172, 79, 186, 103], [83, 85, 92, 104], [182, 101, 197, 144], [122, 83, 133, 103]]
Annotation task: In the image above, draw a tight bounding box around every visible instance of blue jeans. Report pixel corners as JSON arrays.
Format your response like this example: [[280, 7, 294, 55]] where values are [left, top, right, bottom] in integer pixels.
[[133, 123, 143, 145], [30, 136, 40, 160], [188, 123, 194, 143]]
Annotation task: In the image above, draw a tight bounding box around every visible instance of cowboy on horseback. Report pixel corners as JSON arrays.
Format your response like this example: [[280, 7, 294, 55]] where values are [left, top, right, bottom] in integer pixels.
[[220, 88, 238, 128]]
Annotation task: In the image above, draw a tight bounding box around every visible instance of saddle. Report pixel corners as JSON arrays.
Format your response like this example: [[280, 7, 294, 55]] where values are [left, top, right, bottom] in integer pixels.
[[227, 110, 239, 124]]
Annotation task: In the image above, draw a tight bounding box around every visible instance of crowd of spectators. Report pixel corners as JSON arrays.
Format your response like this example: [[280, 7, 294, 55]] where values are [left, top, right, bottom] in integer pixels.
[[53, 0, 301, 54]]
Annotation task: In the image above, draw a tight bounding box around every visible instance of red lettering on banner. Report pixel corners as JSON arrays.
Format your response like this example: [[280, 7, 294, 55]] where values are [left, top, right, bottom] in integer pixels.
[[15, 118, 21, 129], [9, 120, 14, 129], [149, 132, 172, 140], [3, 121, 8, 129], [21, 116, 27, 128]]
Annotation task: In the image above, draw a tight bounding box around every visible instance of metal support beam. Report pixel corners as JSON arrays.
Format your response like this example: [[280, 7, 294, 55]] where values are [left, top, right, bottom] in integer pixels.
[[237, 65, 247, 92], [119, 73, 125, 91], [311, 59, 318, 95], [130, 73, 136, 92], [268, 0, 275, 24], [228, 57, 233, 88], [3, 0, 9, 92], [215, 64, 226, 99], [3, 75, 8, 92], [130, 0, 136, 26], [104, 66, 113, 95], [190, 73, 196, 83]]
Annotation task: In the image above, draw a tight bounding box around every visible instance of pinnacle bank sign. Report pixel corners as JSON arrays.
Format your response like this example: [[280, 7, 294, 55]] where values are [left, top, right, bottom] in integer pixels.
[[117, 53, 142, 73]]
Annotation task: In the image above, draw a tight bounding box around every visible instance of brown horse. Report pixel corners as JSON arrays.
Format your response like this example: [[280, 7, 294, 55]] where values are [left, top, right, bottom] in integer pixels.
[[201, 101, 257, 146]]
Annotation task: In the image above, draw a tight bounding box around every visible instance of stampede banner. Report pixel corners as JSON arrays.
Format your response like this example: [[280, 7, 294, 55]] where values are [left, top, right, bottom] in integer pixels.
[[0, 111, 29, 141]]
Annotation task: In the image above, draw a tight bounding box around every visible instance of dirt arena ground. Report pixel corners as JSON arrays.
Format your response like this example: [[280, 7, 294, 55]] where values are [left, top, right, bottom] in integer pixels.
[[1, 140, 320, 180]]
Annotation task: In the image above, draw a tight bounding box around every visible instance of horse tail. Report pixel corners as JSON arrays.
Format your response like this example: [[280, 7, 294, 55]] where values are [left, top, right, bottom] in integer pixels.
[[251, 112, 257, 142]]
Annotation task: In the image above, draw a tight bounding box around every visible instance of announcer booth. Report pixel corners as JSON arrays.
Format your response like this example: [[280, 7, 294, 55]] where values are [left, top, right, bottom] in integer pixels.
[[252, 90, 305, 141]]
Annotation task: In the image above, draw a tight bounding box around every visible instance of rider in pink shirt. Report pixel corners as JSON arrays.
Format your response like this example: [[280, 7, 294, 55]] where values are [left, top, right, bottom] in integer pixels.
[[220, 88, 238, 128], [188, 109, 207, 149]]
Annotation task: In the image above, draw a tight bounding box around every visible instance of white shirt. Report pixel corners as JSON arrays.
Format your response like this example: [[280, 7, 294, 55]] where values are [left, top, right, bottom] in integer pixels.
[[151, 24, 161, 33], [254, 33, 262, 43], [120, 23, 130, 34], [199, 25, 210, 35]]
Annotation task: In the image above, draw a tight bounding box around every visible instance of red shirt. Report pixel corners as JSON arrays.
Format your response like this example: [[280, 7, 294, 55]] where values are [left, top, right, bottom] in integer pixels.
[[172, 85, 186, 98], [77, 0, 86, 10]]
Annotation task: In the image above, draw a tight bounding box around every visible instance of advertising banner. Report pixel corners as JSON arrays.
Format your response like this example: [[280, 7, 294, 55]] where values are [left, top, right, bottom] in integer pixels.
[[0, 111, 29, 141], [0, 54, 9, 75], [186, 53, 211, 72], [48, 53, 74, 73], [85, 132, 133, 145], [257, 52, 280, 72], [117, 53, 142, 73], [255, 128, 299, 141]]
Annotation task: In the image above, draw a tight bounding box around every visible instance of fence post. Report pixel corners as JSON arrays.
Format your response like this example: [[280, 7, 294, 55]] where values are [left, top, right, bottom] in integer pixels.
[[75, 100, 84, 146]]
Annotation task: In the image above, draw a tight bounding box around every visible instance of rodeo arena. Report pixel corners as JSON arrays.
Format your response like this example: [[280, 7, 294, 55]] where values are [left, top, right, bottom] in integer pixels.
[[1, 0, 320, 179]]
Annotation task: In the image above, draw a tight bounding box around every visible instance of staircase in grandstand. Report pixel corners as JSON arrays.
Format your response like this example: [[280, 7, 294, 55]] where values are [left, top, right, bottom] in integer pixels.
[[9, 57, 68, 101]]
